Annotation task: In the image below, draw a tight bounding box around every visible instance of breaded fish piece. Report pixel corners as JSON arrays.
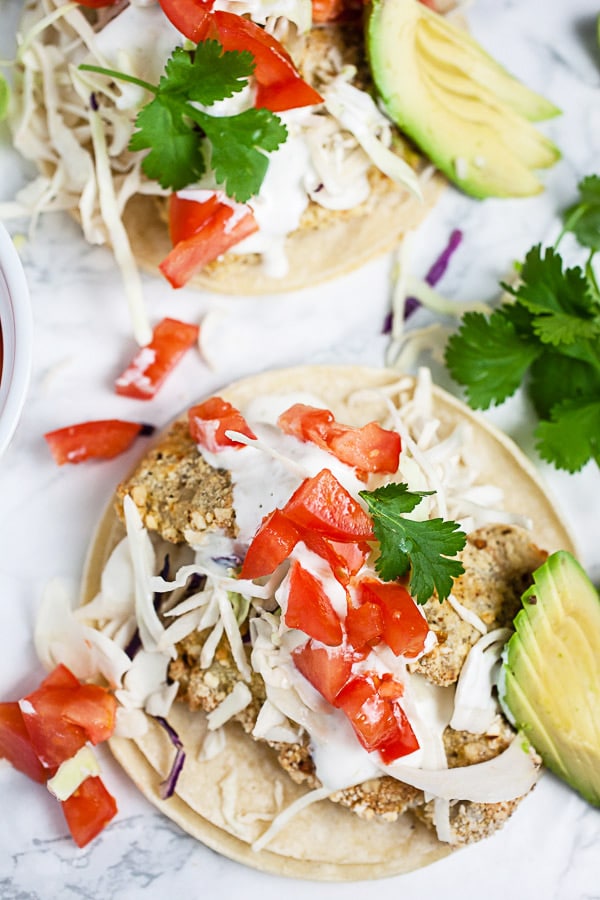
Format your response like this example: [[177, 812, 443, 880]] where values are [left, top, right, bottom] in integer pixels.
[[409, 524, 547, 686], [115, 419, 235, 544]]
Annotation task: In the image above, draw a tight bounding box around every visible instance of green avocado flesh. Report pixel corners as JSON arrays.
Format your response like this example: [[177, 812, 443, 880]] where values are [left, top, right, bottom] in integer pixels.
[[500, 551, 600, 807], [366, 0, 561, 198]]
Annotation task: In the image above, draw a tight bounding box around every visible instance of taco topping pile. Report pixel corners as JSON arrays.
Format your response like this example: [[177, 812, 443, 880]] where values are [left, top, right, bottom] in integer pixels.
[[34, 370, 546, 848]]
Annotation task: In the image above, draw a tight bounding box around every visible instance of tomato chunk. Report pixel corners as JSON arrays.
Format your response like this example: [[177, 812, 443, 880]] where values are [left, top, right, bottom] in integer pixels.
[[212, 12, 323, 111], [278, 404, 401, 477], [168, 194, 220, 246], [188, 397, 256, 451], [345, 601, 384, 652], [357, 579, 429, 658], [240, 509, 301, 579], [158, 0, 214, 42], [19, 666, 118, 768], [335, 675, 419, 761], [292, 640, 354, 705], [311, 0, 363, 22], [284, 559, 343, 646], [283, 469, 374, 543], [45, 420, 152, 465], [115, 317, 200, 400], [377, 704, 420, 764], [60, 684, 118, 746], [61, 776, 118, 848], [0, 702, 49, 783], [160, 202, 258, 288]]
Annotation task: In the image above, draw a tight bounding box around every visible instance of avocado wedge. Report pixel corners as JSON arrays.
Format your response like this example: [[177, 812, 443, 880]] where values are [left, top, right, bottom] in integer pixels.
[[500, 552, 600, 807], [366, 0, 561, 198]]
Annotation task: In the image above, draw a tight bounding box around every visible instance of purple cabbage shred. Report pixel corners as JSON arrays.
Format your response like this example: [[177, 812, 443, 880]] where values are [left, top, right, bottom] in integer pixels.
[[155, 715, 186, 799], [383, 228, 463, 331]]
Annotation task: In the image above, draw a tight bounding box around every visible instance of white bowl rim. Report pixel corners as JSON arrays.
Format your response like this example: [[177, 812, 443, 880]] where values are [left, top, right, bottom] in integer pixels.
[[0, 222, 33, 457]]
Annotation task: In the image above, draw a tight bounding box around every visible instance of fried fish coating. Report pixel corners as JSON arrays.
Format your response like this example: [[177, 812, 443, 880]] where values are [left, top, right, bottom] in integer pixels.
[[409, 524, 547, 687], [115, 419, 235, 544]]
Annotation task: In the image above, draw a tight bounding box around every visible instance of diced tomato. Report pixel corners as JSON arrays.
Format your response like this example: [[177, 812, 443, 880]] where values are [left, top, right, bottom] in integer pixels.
[[292, 640, 354, 705], [334, 676, 395, 745], [61, 776, 118, 848], [278, 404, 333, 445], [311, 0, 364, 22], [327, 421, 401, 477], [240, 509, 301, 579], [0, 703, 49, 783], [188, 396, 256, 451], [60, 684, 118, 746], [345, 601, 384, 652], [45, 420, 152, 465], [158, 0, 214, 42], [284, 559, 343, 646], [278, 404, 401, 478], [357, 579, 429, 658], [376, 673, 405, 700], [254, 77, 324, 114], [158, 2, 322, 112], [115, 317, 200, 400], [334, 675, 419, 761], [160, 201, 258, 288], [40, 663, 81, 690], [302, 532, 369, 585], [19, 666, 118, 768], [377, 704, 420, 764], [19, 690, 86, 769], [212, 12, 323, 111], [283, 469, 374, 543], [167, 194, 221, 246]]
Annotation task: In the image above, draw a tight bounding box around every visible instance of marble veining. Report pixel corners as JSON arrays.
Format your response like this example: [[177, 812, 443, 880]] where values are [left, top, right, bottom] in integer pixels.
[[1, 0, 599, 896]]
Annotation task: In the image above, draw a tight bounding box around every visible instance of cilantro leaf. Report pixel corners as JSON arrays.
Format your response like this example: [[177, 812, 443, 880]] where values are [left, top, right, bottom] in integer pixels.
[[129, 97, 207, 190], [89, 41, 288, 202], [199, 107, 288, 202], [528, 352, 600, 418], [359, 483, 466, 604], [562, 175, 600, 252], [444, 308, 540, 409], [160, 43, 255, 105], [513, 245, 598, 319], [535, 399, 600, 472]]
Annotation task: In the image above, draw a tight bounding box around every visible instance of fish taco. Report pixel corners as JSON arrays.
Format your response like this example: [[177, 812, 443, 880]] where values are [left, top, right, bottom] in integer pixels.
[[69, 365, 574, 879], [7, 0, 558, 339]]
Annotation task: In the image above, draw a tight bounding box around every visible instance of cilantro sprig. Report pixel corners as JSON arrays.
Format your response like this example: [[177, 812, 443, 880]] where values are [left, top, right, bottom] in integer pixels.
[[81, 41, 287, 203], [445, 175, 600, 472], [359, 483, 466, 604]]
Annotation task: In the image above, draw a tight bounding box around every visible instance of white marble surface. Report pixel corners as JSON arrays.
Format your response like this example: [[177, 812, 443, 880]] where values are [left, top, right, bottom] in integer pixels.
[[1, 0, 600, 896]]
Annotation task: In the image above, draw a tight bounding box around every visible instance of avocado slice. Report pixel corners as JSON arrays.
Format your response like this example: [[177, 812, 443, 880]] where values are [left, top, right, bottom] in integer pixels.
[[499, 551, 600, 807], [366, 0, 561, 198]]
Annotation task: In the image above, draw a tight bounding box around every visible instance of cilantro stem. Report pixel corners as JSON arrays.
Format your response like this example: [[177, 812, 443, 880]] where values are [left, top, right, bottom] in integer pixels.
[[79, 64, 157, 95]]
